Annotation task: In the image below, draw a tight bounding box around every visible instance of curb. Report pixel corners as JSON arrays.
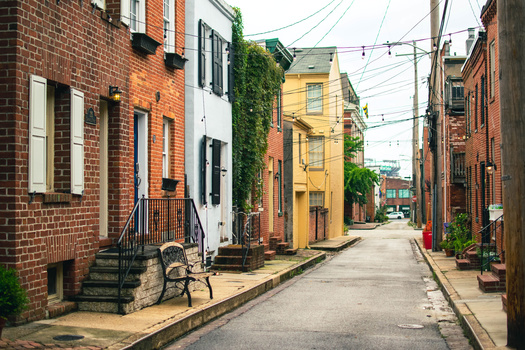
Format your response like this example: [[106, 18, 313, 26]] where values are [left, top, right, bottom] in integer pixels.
[[116, 251, 327, 350], [414, 238, 497, 350]]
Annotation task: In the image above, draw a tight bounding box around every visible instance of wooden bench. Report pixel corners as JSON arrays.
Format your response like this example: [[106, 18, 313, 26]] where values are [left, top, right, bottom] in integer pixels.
[[157, 242, 213, 307]]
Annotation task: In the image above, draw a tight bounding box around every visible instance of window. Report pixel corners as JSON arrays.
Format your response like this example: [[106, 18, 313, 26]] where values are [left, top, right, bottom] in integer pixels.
[[29, 75, 84, 195], [212, 30, 224, 96], [398, 189, 410, 198], [466, 92, 471, 135], [130, 0, 146, 33], [451, 82, 464, 100], [481, 75, 485, 126], [309, 192, 324, 207], [211, 139, 222, 205], [163, 0, 175, 53], [490, 40, 496, 98], [47, 263, 63, 304], [307, 84, 322, 113], [308, 136, 324, 169], [162, 118, 170, 178], [386, 189, 396, 198], [298, 134, 302, 164], [475, 84, 478, 130]]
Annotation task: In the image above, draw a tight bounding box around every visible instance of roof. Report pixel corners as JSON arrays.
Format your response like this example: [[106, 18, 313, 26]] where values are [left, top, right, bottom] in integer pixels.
[[286, 47, 336, 74]]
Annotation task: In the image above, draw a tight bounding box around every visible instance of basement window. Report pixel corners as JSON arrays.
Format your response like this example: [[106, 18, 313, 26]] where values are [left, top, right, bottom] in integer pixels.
[[47, 262, 63, 304]]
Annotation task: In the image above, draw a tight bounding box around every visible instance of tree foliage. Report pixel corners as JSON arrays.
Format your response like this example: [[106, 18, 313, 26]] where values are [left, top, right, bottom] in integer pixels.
[[343, 134, 379, 206], [231, 8, 283, 211]]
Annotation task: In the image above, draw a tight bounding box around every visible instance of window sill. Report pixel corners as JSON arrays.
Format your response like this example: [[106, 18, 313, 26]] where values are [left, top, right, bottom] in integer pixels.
[[44, 192, 72, 204]]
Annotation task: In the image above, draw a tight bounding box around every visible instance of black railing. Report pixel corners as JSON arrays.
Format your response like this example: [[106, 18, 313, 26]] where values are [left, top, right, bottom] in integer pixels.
[[238, 212, 260, 270], [479, 214, 504, 274], [117, 197, 205, 314]]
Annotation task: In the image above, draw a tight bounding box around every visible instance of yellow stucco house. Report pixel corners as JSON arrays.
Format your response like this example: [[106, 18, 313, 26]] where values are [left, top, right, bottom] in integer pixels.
[[283, 47, 345, 247]]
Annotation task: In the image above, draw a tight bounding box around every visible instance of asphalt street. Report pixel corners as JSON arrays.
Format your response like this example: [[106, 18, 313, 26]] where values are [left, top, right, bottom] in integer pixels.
[[165, 220, 472, 350]]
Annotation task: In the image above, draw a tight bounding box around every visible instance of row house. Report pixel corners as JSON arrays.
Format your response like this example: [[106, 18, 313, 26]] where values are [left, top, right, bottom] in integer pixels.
[[462, 0, 502, 246], [185, 0, 234, 260], [341, 73, 367, 222], [384, 177, 411, 216], [439, 42, 467, 224], [283, 47, 345, 245]]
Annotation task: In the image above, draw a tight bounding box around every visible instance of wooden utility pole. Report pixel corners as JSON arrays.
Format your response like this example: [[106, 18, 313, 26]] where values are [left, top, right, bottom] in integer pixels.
[[430, 0, 442, 250], [413, 41, 422, 228], [498, 0, 525, 347]]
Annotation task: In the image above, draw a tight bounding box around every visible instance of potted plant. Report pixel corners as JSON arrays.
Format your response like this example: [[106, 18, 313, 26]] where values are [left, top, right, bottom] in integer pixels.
[[0, 265, 28, 336], [439, 238, 455, 257]]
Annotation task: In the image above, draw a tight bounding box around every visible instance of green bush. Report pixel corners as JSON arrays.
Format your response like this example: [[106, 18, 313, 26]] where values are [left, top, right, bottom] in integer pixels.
[[0, 265, 28, 320]]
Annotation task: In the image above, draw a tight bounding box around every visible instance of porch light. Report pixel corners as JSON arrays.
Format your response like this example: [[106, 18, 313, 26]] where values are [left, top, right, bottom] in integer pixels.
[[486, 161, 496, 175], [109, 86, 122, 102]]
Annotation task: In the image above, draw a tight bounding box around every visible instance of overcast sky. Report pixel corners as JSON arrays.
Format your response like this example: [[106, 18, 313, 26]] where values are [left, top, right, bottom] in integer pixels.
[[225, 0, 484, 177]]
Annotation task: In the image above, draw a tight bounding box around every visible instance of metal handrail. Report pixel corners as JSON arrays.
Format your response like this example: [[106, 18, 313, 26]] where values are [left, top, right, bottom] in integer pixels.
[[240, 212, 260, 270], [116, 197, 205, 314], [479, 214, 504, 274]]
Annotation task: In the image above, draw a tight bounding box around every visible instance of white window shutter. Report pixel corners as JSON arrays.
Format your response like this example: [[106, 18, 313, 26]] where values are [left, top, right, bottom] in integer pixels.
[[29, 75, 47, 193], [121, 0, 130, 26], [70, 88, 84, 195]]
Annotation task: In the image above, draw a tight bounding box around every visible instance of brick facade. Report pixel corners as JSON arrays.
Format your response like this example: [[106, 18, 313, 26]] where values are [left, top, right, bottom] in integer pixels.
[[0, 0, 185, 323], [384, 177, 411, 215]]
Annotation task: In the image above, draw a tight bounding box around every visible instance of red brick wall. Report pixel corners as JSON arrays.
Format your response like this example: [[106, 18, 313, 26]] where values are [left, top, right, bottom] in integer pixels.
[[0, 0, 130, 322], [385, 177, 411, 209]]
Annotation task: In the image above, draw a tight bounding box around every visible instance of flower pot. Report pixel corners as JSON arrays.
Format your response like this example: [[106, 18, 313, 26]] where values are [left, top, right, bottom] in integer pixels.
[[445, 249, 455, 257]]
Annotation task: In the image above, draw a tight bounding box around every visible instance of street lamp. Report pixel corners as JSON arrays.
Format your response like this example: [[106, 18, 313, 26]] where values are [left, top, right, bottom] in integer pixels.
[[383, 41, 430, 228]]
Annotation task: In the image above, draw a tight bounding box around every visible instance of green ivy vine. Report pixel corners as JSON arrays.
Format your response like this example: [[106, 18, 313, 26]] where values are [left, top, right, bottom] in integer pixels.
[[231, 8, 283, 211]]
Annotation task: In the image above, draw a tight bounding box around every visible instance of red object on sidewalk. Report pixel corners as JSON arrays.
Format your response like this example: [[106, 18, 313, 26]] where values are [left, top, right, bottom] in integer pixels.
[[423, 231, 432, 250]]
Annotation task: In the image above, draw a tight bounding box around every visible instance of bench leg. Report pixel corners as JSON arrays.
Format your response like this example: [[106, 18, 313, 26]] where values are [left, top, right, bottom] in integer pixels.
[[205, 276, 213, 300], [184, 278, 192, 307], [157, 280, 167, 305]]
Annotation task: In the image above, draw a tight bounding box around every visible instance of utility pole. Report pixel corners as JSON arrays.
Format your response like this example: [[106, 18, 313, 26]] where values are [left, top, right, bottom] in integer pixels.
[[498, 0, 525, 346], [412, 41, 422, 228], [430, 0, 442, 251]]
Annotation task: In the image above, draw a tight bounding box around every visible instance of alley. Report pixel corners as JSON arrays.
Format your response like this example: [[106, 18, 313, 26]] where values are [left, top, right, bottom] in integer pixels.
[[166, 222, 472, 350]]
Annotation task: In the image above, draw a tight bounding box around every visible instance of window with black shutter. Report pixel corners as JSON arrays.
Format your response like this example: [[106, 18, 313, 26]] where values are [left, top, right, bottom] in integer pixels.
[[211, 139, 221, 205], [212, 30, 223, 96], [198, 20, 207, 88], [228, 43, 234, 102], [201, 136, 207, 205]]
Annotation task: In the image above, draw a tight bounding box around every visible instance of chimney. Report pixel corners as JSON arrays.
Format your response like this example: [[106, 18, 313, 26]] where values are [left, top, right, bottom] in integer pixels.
[[466, 28, 475, 55]]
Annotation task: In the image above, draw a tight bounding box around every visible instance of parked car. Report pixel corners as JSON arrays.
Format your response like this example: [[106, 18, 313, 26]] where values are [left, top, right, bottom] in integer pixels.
[[387, 211, 404, 219]]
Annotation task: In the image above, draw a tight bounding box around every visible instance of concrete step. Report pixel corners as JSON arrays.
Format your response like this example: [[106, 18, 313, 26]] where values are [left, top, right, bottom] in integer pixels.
[[73, 295, 135, 314], [88, 266, 147, 281]]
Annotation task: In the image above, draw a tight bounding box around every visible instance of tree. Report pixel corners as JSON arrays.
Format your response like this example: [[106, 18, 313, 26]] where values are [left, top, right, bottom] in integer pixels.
[[231, 8, 283, 211], [343, 134, 379, 206]]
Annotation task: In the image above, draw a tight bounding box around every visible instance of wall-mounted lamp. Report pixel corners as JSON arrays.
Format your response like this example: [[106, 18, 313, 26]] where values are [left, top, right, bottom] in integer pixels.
[[109, 86, 122, 102], [486, 161, 497, 175], [274, 172, 280, 180]]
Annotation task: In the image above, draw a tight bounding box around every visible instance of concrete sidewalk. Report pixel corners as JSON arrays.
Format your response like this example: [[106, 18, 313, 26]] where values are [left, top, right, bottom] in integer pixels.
[[1, 237, 359, 350], [415, 236, 511, 350]]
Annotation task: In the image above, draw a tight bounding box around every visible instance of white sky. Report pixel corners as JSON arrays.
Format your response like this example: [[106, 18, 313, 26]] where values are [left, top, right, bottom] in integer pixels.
[[225, 0, 484, 177]]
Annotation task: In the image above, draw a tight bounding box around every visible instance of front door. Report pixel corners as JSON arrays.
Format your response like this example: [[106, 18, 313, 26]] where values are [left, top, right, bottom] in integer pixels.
[[134, 111, 148, 204]]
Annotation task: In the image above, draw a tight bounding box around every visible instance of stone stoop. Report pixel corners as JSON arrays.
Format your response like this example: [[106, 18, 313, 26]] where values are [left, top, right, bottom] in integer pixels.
[[477, 263, 506, 293], [264, 250, 276, 260], [71, 243, 202, 314], [212, 244, 265, 272]]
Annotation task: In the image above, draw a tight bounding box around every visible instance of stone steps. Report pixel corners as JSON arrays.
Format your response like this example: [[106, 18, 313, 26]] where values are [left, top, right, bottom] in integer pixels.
[[477, 263, 506, 293], [212, 244, 265, 271]]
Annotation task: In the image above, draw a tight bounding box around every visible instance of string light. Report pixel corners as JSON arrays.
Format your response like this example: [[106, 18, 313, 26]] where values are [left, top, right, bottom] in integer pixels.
[[449, 34, 452, 47], [293, 48, 297, 61], [361, 46, 365, 59], [329, 52, 333, 64]]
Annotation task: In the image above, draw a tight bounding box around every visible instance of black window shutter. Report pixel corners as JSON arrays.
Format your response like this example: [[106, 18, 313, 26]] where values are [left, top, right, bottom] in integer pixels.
[[211, 139, 221, 205], [198, 20, 207, 87], [212, 31, 223, 96], [228, 43, 235, 102], [201, 136, 207, 205]]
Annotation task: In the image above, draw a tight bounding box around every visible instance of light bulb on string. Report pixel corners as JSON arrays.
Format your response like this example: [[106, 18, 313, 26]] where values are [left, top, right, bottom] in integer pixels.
[[361, 46, 365, 60]]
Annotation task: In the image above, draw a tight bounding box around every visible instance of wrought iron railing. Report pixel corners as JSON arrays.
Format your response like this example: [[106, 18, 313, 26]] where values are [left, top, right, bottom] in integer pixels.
[[479, 214, 504, 274], [116, 197, 205, 314], [239, 212, 260, 270]]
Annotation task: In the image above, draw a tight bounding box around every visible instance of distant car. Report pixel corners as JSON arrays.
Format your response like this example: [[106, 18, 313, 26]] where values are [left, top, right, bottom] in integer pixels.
[[387, 211, 404, 220]]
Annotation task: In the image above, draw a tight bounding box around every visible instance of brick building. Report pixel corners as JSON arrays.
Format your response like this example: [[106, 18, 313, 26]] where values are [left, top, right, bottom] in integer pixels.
[[0, 0, 131, 322], [462, 0, 502, 243], [384, 177, 411, 217]]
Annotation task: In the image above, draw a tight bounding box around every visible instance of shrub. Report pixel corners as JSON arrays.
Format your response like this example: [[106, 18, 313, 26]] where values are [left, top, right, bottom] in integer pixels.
[[0, 265, 28, 321]]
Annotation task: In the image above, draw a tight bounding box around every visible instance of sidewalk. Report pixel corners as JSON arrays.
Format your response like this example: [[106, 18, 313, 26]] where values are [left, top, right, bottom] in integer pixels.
[[1, 235, 359, 350], [415, 236, 511, 350]]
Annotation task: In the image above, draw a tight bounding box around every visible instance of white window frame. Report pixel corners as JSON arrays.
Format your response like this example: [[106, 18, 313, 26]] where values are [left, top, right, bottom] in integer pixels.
[[308, 136, 324, 169], [130, 0, 146, 33], [162, 118, 170, 178], [163, 0, 175, 53], [307, 84, 322, 113]]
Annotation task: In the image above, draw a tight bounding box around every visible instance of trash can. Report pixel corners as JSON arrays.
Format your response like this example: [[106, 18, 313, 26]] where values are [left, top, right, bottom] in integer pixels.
[[423, 231, 432, 250]]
